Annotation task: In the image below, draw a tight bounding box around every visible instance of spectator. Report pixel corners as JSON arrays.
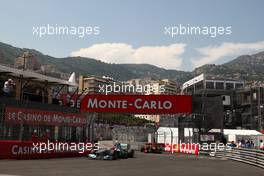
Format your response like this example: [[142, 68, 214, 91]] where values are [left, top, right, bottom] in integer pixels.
[[230, 141, 237, 148], [220, 134, 227, 145], [260, 140, 264, 150], [245, 140, 252, 148], [240, 139, 246, 148], [3, 78, 15, 96], [42, 129, 51, 142], [31, 130, 40, 143], [250, 140, 254, 148], [238, 140, 242, 148]]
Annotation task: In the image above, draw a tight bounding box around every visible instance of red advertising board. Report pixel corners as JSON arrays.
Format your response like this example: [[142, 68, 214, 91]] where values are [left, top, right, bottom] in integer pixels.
[[0, 140, 90, 159], [59, 94, 82, 108], [5, 107, 87, 126], [81, 94, 192, 114]]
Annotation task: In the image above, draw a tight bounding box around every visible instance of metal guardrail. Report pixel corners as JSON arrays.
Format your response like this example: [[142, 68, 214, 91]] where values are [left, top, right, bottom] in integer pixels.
[[214, 148, 264, 169]]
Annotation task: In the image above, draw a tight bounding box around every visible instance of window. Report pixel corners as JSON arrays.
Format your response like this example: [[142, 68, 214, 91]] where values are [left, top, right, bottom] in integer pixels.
[[205, 81, 214, 89], [226, 83, 234, 90], [216, 82, 224, 89], [235, 83, 243, 89]]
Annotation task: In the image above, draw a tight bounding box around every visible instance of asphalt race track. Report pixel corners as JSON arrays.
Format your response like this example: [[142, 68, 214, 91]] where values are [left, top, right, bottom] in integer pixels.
[[0, 152, 263, 176]]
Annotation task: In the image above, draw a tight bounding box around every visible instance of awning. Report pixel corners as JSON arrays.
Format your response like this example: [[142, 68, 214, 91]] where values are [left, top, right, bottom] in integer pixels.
[[0, 64, 77, 86]]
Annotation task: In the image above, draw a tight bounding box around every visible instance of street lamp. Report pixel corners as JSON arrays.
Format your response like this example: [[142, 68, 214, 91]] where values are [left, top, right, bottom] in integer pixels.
[[259, 105, 263, 131]]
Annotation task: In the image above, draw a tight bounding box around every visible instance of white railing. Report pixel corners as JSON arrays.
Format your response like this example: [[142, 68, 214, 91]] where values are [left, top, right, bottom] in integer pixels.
[[214, 148, 264, 169]]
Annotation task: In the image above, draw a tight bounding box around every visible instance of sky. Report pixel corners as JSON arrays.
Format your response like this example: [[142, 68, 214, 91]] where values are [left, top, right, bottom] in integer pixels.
[[0, 0, 264, 71]]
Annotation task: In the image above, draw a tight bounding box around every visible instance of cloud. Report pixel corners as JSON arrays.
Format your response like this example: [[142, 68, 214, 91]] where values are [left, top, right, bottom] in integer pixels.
[[192, 41, 264, 68], [71, 43, 186, 69]]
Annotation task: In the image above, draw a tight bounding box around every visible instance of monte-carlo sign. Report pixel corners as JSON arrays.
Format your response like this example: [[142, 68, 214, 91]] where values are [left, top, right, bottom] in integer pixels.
[[80, 95, 192, 114]]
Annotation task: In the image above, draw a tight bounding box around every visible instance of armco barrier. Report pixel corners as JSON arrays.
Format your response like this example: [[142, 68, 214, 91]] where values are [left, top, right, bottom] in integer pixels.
[[215, 148, 264, 169]]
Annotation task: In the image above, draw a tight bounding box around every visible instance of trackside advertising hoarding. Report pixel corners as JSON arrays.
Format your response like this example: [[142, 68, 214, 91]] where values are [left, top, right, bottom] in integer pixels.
[[80, 95, 192, 114], [0, 140, 91, 159], [5, 107, 87, 126]]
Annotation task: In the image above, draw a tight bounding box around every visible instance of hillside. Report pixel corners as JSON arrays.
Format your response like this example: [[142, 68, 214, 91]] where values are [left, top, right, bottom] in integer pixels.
[[193, 52, 264, 82], [0, 42, 192, 82], [1, 41, 264, 83]]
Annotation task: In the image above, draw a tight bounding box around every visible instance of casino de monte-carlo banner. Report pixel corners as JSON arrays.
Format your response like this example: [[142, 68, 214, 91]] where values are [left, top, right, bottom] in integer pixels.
[[80, 94, 192, 114], [4, 107, 87, 126]]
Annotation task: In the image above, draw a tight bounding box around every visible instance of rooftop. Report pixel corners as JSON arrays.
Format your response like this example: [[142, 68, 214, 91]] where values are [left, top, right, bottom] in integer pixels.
[[0, 64, 76, 86]]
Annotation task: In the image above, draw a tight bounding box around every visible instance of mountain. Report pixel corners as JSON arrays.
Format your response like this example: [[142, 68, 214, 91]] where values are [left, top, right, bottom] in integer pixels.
[[1, 41, 264, 83], [193, 51, 264, 82], [0, 42, 192, 82]]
